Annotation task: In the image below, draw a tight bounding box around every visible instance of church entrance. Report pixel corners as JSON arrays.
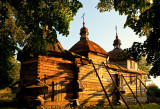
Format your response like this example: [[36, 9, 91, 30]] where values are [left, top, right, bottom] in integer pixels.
[[112, 74, 120, 104]]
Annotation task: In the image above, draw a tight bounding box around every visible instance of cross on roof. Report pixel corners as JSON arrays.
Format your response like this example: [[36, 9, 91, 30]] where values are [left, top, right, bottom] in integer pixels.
[[115, 25, 117, 34], [115, 25, 118, 38], [81, 13, 85, 27]]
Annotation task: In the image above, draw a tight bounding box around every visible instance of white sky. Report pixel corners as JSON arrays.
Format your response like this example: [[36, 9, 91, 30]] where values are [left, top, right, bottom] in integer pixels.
[[57, 0, 160, 87]]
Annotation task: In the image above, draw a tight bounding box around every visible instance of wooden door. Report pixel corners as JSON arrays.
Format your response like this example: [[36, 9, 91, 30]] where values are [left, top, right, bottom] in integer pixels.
[[112, 74, 120, 104]]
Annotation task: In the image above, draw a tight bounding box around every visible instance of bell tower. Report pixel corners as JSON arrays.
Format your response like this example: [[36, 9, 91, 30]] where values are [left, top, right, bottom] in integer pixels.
[[80, 13, 89, 39], [113, 26, 121, 49]]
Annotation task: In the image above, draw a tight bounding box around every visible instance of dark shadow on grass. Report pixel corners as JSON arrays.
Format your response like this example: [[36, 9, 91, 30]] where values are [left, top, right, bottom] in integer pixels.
[[0, 100, 15, 108]]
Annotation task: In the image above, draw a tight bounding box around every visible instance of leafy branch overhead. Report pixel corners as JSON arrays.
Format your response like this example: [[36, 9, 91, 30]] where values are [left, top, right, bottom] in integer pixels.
[[0, 0, 82, 88], [97, 0, 160, 77], [8, 0, 82, 56]]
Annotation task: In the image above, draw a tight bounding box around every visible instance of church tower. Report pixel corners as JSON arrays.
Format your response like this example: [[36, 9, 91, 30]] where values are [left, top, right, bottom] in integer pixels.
[[113, 34, 121, 49], [108, 27, 123, 61], [108, 27, 139, 71], [69, 15, 108, 64], [80, 15, 89, 39]]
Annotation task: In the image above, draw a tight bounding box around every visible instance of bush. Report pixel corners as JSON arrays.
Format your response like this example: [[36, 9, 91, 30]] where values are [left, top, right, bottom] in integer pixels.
[[147, 84, 160, 97]]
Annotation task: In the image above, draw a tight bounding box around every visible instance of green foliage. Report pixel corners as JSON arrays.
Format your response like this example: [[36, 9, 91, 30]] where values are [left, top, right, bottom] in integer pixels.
[[97, 0, 160, 77], [9, 57, 20, 84], [8, 0, 82, 56], [0, 2, 20, 88], [124, 42, 146, 62], [138, 56, 151, 73], [0, 0, 82, 87], [147, 84, 160, 97]]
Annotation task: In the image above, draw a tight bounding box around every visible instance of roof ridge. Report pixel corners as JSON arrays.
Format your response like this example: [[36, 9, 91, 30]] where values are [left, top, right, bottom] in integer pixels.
[[90, 40, 104, 53], [84, 39, 90, 52], [87, 39, 97, 52], [69, 38, 108, 55]]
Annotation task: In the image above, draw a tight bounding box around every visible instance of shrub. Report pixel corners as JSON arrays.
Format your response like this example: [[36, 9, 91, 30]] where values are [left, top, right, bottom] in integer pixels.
[[147, 84, 160, 97]]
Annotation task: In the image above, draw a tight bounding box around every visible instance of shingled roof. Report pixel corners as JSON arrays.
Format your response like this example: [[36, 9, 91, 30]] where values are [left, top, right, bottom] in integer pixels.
[[47, 40, 65, 53], [69, 38, 108, 55], [108, 48, 125, 61], [70, 21, 108, 56]]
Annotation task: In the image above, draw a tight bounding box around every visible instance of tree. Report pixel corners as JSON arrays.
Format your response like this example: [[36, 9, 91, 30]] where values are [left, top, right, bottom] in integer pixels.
[[0, 2, 24, 88], [97, 0, 160, 77], [138, 56, 151, 81], [9, 57, 21, 84], [8, 0, 82, 56], [0, 0, 82, 88]]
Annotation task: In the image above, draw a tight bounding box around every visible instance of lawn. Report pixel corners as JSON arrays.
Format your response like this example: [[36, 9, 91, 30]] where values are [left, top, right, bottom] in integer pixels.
[[0, 100, 160, 109], [1, 88, 160, 109], [78, 103, 160, 109]]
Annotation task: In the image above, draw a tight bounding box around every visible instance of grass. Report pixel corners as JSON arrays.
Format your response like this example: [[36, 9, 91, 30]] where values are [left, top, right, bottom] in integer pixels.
[[1, 88, 160, 109], [0, 100, 15, 108], [0, 88, 15, 100], [0, 87, 17, 109], [76, 103, 160, 109]]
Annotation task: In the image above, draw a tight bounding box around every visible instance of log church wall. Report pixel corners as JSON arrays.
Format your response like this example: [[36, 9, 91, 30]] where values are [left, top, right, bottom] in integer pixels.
[[37, 55, 78, 105]]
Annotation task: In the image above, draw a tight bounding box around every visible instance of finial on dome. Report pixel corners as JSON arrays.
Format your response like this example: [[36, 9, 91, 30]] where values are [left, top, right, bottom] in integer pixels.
[[81, 13, 85, 27], [80, 13, 88, 39], [113, 25, 121, 49], [115, 25, 118, 38]]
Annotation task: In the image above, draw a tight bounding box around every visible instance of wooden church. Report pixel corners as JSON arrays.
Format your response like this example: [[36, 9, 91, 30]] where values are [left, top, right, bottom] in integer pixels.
[[13, 20, 147, 108]]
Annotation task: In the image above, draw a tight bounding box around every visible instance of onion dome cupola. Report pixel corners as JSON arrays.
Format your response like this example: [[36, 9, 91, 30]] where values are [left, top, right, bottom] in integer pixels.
[[108, 26, 124, 61], [80, 14, 89, 39], [113, 32, 121, 49], [113, 34, 121, 49], [69, 15, 108, 57]]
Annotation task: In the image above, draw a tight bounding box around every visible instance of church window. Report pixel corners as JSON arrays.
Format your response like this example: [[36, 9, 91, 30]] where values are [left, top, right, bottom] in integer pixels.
[[132, 61, 135, 69], [130, 74, 133, 84], [130, 74, 136, 85], [120, 75, 123, 91], [99, 69, 103, 78], [129, 60, 136, 70], [130, 60, 132, 69]]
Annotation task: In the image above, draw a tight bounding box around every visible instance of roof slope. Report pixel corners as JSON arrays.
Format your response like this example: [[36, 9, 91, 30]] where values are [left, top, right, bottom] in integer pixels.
[[108, 48, 125, 60], [69, 38, 108, 55]]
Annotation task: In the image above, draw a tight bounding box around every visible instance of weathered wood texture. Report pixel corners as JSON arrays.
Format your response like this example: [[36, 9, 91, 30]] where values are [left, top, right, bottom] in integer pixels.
[[76, 53, 147, 106], [17, 52, 147, 106], [78, 63, 126, 105], [37, 55, 78, 104], [15, 58, 40, 106], [20, 59, 38, 85], [119, 73, 147, 103], [88, 52, 107, 65], [111, 60, 127, 68], [77, 53, 117, 106]]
